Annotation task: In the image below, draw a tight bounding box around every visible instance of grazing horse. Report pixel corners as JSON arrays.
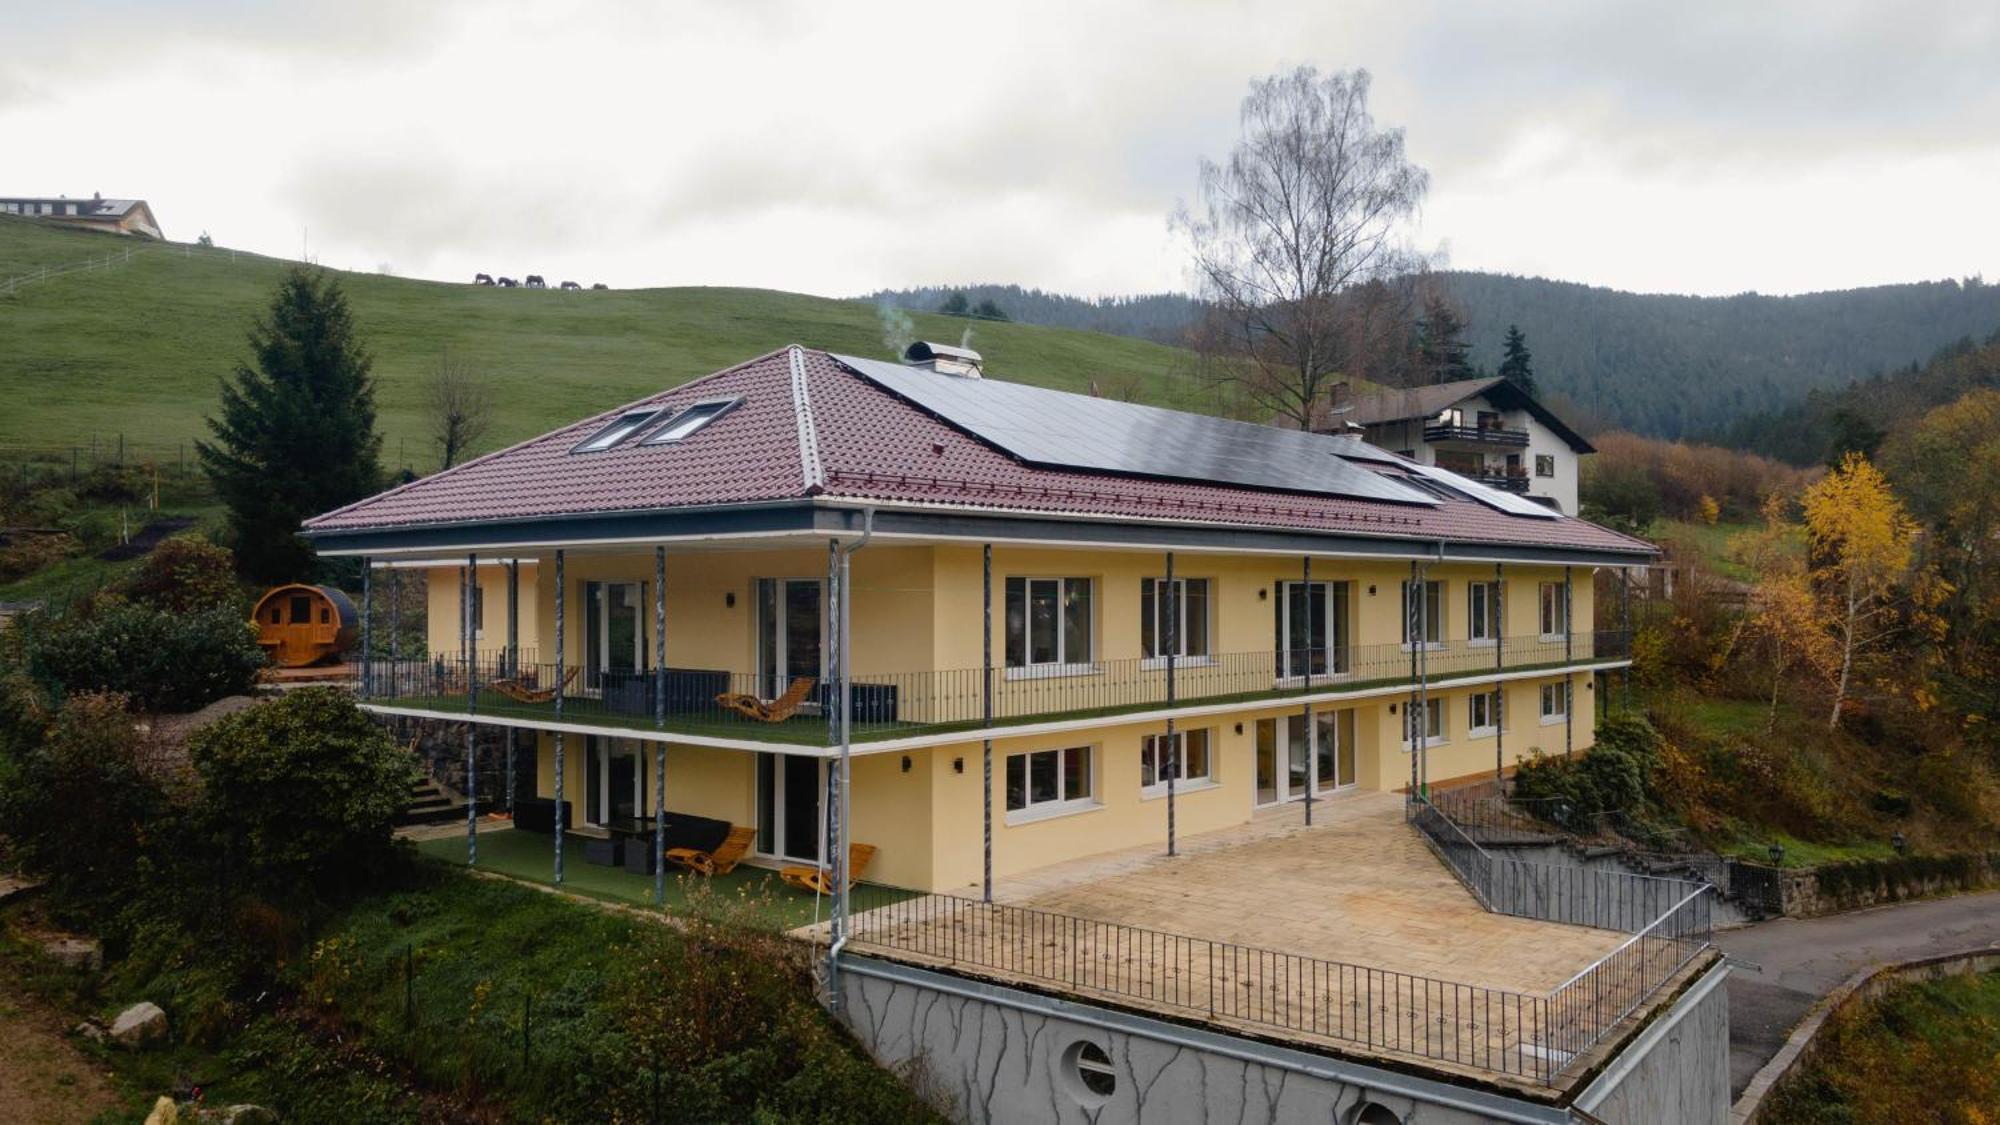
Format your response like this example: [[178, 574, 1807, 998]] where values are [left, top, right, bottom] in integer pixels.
[[497, 277, 518, 288], [524, 274, 546, 288], [473, 273, 494, 285], [560, 280, 581, 290], [591, 282, 608, 290]]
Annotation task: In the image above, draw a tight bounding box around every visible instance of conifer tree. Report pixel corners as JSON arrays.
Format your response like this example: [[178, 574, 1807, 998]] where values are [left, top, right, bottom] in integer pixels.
[[199, 269, 382, 583], [1415, 295, 1476, 384], [1497, 324, 1538, 397]]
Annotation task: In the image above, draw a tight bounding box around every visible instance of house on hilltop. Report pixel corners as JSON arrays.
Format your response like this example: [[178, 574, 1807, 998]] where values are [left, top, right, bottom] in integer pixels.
[[1337, 377, 1594, 514], [0, 193, 163, 239]]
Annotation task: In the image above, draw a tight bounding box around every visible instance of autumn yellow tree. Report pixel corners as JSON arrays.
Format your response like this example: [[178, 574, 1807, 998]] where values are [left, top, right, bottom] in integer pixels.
[[1800, 453, 1919, 729], [1735, 494, 1836, 727]]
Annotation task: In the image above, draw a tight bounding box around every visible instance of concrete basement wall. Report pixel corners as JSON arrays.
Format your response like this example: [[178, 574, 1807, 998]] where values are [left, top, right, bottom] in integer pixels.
[[838, 955, 1729, 1124]]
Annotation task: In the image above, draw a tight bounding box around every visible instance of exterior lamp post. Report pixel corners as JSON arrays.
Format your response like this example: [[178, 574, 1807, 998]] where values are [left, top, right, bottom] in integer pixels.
[[1891, 832, 1907, 855], [1768, 842, 1785, 866]]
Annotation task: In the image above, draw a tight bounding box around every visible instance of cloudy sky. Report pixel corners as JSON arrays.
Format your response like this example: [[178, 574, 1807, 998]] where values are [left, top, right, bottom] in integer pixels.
[[6, 0, 1997, 298]]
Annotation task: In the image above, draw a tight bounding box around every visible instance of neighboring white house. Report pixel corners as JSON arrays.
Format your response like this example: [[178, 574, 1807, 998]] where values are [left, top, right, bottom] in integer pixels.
[[1336, 377, 1593, 514], [0, 194, 163, 239]]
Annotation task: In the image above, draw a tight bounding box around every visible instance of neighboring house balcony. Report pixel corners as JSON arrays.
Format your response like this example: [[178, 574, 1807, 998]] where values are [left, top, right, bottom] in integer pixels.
[[1473, 468, 1532, 494], [357, 629, 1631, 750], [1422, 423, 1531, 448]]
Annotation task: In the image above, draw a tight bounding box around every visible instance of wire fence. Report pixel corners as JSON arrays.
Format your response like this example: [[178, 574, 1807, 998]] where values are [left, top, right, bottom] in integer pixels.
[[0, 244, 142, 295]]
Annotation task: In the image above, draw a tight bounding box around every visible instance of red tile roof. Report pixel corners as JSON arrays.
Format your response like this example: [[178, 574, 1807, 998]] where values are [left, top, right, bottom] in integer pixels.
[[305, 346, 1652, 558]]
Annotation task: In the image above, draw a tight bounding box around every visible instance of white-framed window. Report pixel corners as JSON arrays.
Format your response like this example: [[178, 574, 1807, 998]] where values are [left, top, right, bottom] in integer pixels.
[[1140, 728, 1213, 793], [573, 406, 663, 453], [1402, 580, 1444, 648], [1541, 681, 1570, 723], [642, 398, 739, 444], [1406, 697, 1446, 749], [1535, 454, 1556, 478], [1540, 582, 1569, 638], [1005, 577, 1094, 673], [1469, 690, 1500, 737], [1005, 745, 1095, 821], [1467, 581, 1500, 643], [1141, 577, 1210, 662]]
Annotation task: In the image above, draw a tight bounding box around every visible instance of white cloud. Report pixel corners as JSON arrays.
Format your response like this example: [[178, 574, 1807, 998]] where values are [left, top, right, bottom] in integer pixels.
[[4, 0, 1995, 296]]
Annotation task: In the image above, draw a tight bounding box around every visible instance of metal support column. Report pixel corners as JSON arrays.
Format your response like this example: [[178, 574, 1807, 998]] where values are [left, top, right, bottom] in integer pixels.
[[389, 569, 400, 664], [1165, 551, 1177, 856], [507, 561, 520, 677], [654, 545, 667, 906], [1494, 562, 1505, 787], [981, 543, 993, 903], [1565, 566, 1575, 758], [553, 549, 566, 884], [1621, 566, 1634, 712], [360, 557, 372, 699], [464, 552, 478, 865], [825, 540, 843, 993], [1407, 561, 1420, 799], [1301, 555, 1314, 827], [1417, 561, 1430, 797]]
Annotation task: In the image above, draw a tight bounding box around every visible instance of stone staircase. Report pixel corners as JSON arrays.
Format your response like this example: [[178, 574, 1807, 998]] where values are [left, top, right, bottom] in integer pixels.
[[396, 775, 473, 827]]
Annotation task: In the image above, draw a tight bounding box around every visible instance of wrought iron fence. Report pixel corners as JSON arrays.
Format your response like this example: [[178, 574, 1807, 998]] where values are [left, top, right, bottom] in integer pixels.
[[844, 891, 1561, 1083], [1408, 796, 1713, 1077], [358, 630, 1632, 744]]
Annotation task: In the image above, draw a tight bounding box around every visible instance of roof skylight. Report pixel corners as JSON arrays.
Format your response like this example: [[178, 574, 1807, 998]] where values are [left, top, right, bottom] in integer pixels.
[[642, 399, 739, 445], [572, 407, 665, 453]]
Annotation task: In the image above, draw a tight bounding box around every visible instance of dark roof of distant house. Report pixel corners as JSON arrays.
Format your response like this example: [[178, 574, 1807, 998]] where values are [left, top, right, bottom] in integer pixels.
[[1345, 377, 1595, 454], [0, 196, 151, 218], [304, 347, 1648, 558]]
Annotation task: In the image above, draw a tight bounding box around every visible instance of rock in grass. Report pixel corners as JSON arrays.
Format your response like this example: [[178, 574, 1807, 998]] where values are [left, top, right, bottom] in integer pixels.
[[143, 1096, 178, 1125], [217, 1107, 277, 1124], [110, 1001, 168, 1048]]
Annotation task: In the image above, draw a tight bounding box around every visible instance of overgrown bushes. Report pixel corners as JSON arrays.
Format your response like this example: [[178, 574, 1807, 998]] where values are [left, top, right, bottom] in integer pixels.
[[120, 534, 244, 614], [1513, 713, 1663, 824], [21, 599, 264, 711], [189, 687, 414, 909]]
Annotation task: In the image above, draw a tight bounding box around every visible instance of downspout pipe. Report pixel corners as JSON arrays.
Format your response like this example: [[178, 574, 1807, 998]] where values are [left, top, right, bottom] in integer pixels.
[[827, 506, 876, 1009]]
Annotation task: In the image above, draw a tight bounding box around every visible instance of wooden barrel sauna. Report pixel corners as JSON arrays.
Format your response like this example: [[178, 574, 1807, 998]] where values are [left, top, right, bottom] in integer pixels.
[[251, 583, 358, 667]]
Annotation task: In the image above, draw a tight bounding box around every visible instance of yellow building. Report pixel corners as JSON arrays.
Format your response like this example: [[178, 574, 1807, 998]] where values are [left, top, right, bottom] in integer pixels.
[[307, 345, 1650, 896]]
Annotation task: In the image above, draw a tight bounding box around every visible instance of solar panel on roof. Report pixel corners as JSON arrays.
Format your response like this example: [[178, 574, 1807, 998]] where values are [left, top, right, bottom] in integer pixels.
[[1401, 459, 1559, 519], [834, 354, 1438, 507]]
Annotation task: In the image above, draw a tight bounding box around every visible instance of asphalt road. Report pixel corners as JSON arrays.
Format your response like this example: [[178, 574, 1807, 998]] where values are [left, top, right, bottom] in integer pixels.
[[1715, 889, 2000, 1099]]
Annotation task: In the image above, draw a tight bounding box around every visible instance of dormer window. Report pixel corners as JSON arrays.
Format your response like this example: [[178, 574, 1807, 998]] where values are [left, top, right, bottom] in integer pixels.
[[642, 398, 739, 445], [572, 407, 664, 453]]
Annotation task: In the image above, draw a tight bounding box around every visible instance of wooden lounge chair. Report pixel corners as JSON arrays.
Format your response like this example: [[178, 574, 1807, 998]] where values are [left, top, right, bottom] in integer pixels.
[[488, 665, 578, 705], [781, 843, 876, 896], [714, 676, 816, 723], [665, 825, 757, 876]]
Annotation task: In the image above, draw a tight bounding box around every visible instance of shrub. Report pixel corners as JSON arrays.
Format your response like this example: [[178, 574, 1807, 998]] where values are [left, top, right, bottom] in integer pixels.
[[121, 534, 244, 614], [188, 688, 414, 909], [24, 600, 264, 711], [0, 692, 166, 921], [1513, 715, 1664, 825]]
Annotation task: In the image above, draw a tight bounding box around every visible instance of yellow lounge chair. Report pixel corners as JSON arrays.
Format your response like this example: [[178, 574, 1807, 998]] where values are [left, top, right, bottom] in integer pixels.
[[665, 825, 758, 877], [715, 676, 817, 723], [781, 843, 876, 896]]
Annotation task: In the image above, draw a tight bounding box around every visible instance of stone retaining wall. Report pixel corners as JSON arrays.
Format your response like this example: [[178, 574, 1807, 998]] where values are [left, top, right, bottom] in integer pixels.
[[1732, 853, 1999, 918]]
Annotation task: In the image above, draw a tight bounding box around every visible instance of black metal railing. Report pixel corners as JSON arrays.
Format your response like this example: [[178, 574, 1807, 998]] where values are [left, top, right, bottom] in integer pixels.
[[357, 631, 1632, 745], [1424, 423, 1530, 447], [844, 891, 1560, 1083], [1408, 797, 1712, 1077]]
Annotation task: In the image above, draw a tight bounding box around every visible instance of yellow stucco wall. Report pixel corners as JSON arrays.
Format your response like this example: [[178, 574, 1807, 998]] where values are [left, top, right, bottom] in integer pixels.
[[423, 562, 540, 659], [420, 545, 1613, 892]]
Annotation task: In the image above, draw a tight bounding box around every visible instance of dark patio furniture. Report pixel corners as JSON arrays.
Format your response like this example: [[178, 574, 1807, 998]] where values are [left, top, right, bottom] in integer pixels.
[[512, 797, 572, 835], [601, 668, 734, 716], [583, 836, 623, 866]]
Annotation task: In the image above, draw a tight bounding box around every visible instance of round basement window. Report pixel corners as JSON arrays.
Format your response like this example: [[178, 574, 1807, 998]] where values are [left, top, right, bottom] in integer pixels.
[[1060, 1040, 1116, 1105]]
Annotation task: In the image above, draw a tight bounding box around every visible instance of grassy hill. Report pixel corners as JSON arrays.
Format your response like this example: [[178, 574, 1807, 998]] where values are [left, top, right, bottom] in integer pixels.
[[0, 218, 1209, 474]]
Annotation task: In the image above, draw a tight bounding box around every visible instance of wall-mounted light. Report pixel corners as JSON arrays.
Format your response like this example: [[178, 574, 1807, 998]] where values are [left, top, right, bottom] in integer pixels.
[[1368, 584, 1377, 596], [1233, 722, 1243, 736], [725, 591, 737, 609], [1258, 587, 1268, 601], [901, 755, 912, 773], [1388, 703, 1397, 714], [953, 756, 964, 774]]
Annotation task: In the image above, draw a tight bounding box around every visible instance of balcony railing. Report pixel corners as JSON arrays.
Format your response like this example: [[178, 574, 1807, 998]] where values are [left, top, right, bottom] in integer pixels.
[[1471, 471, 1532, 494], [357, 630, 1631, 745], [1423, 423, 1530, 447]]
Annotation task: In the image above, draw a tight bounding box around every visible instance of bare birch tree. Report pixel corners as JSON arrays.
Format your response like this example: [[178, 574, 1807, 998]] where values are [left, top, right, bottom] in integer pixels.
[[1174, 67, 1432, 428], [424, 347, 494, 471]]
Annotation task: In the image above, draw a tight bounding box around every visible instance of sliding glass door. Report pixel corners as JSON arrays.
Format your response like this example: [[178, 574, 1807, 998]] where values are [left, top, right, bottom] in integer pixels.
[[1277, 581, 1350, 679], [1255, 708, 1357, 806], [584, 581, 645, 683], [755, 751, 824, 864], [584, 736, 646, 828]]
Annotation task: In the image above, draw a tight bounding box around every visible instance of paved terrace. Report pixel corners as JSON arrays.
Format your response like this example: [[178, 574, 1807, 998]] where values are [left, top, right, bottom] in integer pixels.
[[839, 792, 1673, 1090]]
